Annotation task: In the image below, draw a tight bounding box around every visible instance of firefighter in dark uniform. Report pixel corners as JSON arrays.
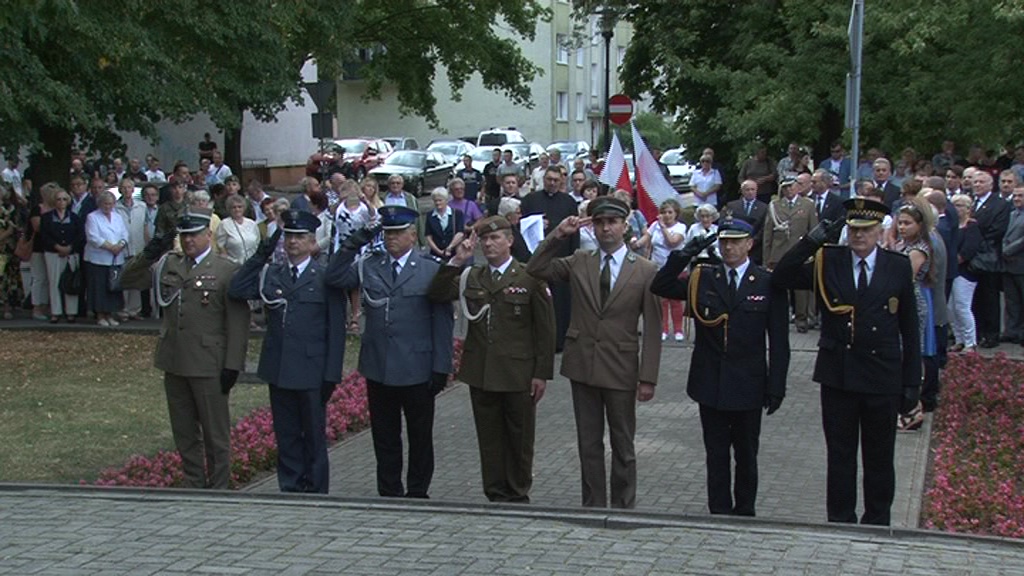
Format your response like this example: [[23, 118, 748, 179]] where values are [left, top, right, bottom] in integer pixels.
[[428, 216, 556, 503], [121, 209, 251, 489], [651, 217, 790, 516], [772, 198, 921, 526]]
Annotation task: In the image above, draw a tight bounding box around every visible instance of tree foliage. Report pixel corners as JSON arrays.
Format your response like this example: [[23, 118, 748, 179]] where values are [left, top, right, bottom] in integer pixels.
[[578, 0, 1024, 171], [0, 0, 547, 186]]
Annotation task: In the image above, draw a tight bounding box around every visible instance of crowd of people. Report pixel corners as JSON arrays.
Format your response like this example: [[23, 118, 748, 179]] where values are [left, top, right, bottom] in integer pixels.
[[0, 134, 1015, 528]]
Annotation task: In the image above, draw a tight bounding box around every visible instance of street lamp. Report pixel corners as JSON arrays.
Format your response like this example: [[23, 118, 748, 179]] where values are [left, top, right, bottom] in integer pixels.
[[598, 6, 618, 153]]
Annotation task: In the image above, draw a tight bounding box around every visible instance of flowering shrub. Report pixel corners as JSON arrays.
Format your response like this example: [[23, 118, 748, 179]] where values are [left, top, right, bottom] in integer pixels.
[[92, 339, 463, 489], [923, 353, 1024, 538]]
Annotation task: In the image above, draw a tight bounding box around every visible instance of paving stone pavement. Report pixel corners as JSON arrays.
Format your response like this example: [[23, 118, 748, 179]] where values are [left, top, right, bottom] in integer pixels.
[[2, 488, 1023, 575], [250, 327, 934, 528]]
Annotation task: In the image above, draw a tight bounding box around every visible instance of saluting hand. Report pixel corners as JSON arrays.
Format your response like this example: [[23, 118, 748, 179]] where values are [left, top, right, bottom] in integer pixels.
[[554, 215, 591, 239], [449, 229, 477, 266]]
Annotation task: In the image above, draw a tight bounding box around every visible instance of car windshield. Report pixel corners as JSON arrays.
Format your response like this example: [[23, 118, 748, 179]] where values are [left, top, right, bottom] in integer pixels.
[[385, 151, 425, 168], [332, 139, 368, 154], [470, 147, 499, 161], [660, 150, 688, 165], [427, 142, 461, 156], [505, 144, 531, 156], [547, 142, 576, 156]]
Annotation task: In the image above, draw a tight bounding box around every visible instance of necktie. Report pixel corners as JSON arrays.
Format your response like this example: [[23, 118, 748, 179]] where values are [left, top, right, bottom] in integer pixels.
[[744, 200, 752, 216], [491, 268, 502, 282], [728, 268, 738, 301], [789, 199, 795, 209], [600, 254, 612, 305], [816, 195, 824, 215], [857, 260, 868, 297], [291, 265, 299, 283], [392, 261, 400, 282]]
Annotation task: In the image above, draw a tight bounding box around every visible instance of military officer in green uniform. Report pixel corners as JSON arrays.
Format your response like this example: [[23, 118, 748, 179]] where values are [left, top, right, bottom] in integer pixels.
[[122, 209, 251, 489], [155, 179, 187, 237], [429, 216, 556, 503]]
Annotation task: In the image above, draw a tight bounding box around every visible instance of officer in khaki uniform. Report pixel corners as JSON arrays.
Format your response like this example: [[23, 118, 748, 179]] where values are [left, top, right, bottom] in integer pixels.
[[763, 177, 818, 331], [428, 216, 556, 503], [122, 209, 251, 489]]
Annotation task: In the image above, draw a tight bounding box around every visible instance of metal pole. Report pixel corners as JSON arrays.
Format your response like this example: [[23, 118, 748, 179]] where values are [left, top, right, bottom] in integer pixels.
[[848, 0, 864, 199], [602, 29, 612, 153]]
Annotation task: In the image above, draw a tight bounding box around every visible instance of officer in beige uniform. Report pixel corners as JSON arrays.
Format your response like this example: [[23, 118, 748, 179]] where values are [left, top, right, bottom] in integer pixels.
[[429, 216, 556, 503], [763, 177, 818, 331], [122, 209, 251, 489]]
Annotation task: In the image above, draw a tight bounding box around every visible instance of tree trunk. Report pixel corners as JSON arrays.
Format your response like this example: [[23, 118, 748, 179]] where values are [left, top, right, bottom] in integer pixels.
[[223, 109, 243, 175], [30, 125, 74, 194]]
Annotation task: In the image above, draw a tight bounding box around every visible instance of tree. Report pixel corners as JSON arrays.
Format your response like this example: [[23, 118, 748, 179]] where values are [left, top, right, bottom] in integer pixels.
[[616, 112, 683, 153], [576, 0, 1024, 177], [0, 0, 548, 189]]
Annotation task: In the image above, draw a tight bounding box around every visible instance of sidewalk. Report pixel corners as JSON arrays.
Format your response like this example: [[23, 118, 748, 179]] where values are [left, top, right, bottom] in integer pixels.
[[2, 486, 1023, 575], [249, 327, 952, 528]]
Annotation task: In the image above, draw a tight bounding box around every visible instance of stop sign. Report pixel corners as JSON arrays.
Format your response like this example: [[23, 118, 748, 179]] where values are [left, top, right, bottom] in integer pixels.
[[608, 94, 633, 125]]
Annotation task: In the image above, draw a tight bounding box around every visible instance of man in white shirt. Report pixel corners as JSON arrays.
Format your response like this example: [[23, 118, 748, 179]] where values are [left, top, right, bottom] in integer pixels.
[[144, 156, 167, 183], [207, 150, 232, 185], [2, 157, 24, 199]]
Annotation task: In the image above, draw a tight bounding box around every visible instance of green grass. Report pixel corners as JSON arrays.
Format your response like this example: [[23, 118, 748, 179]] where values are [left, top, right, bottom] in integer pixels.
[[0, 331, 270, 484]]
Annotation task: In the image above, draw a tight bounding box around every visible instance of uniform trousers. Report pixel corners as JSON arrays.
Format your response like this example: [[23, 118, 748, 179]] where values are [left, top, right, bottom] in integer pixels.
[[469, 386, 536, 503], [269, 385, 329, 493], [820, 386, 899, 526], [163, 373, 231, 489], [366, 380, 435, 498], [570, 381, 637, 509], [698, 404, 762, 516], [794, 289, 815, 327]]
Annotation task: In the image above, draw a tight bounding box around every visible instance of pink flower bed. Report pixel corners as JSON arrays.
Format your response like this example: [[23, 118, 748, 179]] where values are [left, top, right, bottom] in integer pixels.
[[923, 353, 1024, 538], [92, 339, 464, 489]]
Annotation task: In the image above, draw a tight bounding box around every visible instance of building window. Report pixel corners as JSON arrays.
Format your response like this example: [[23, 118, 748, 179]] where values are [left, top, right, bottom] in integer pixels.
[[556, 92, 569, 122], [575, 93, 584, 122], [576, 46, 584, 67], [617, 46, 626, 68], [556, 34, 569, 65], [591, 63, 599, 97]]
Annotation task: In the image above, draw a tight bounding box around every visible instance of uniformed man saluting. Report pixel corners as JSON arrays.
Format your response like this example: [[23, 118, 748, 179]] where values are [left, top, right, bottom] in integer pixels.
[[651, 218, 790, 517], [229, 210, 358, 494], [327, 205, 454, 498], [428, 216, 556, 503], [122, 209, 251, 489], [772, 198, 921, 526]]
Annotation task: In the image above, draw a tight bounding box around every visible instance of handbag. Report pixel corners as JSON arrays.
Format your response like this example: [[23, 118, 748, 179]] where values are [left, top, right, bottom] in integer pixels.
[[969, 240, 1001, 273], [108, 264, 123, 292], [13, 233, 33, 262], [59, 261, 83, 295]]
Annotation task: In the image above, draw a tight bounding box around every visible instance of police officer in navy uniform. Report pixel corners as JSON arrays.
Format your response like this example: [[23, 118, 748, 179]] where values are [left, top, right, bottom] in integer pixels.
[[651, 218, 790, 516], [229, 210, 355, 493], [772, 198, 921, 526], [328, 205, 454, 498], [121, 209, 251, 490]]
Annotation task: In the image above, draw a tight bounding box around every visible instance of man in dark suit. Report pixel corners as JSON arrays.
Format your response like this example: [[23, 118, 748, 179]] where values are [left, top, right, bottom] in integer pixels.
[[521, 165, 580, 351], [725, 180, 768, 264], [872, 158, 901, 209], [970, 171, 1011, 348], [651, 218, 789, 517], [229, 210, 356, 493], [773, 198, 921, 526], [329, 205, 454, 498], [527, 197, 662, 509], [429, 216, 556, 503], [810, 169, 846, 223], [1001, 187, 1024, 343]]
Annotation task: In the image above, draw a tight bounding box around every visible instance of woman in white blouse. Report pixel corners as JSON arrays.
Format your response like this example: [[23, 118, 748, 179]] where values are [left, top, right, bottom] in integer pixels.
[[648, 198, 688, 341], [215, 195, 260, 265], [690, 154, 723, 208], [84, 191, 129, 327]]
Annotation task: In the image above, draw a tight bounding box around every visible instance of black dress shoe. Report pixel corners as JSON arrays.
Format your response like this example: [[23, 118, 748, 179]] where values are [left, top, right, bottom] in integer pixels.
[[979, 338, 999, 349]]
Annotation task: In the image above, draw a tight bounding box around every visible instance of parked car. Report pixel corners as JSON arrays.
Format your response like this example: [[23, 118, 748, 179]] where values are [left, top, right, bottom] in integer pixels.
[[546, 140, 591, 163], [477, 127, 526, 147], [383, 137, 420, 151], [368, 150, 451, 196], [305, 137, 392, 180], [660, 148, 697, 192], [425, 139, 475, 166], [504, 142, 547, 172]]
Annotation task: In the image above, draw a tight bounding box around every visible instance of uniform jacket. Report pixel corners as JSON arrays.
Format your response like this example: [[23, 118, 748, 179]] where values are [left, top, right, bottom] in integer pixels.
[[773, 240, 921, 396], [1002, 208, 1024, 275], [229, 251, 356, 390], [762, 196, 818, 268], [329, 247, 454, 386], [651, 253, 789, 411], [429, 260, 555, 392], [122, 250, 250, 378], [725, 198, 768, 263], [526, 233, 662, 390]]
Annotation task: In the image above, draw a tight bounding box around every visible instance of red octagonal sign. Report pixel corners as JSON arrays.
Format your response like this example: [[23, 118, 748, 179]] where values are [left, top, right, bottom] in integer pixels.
[[608, 94, 633, 125]]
